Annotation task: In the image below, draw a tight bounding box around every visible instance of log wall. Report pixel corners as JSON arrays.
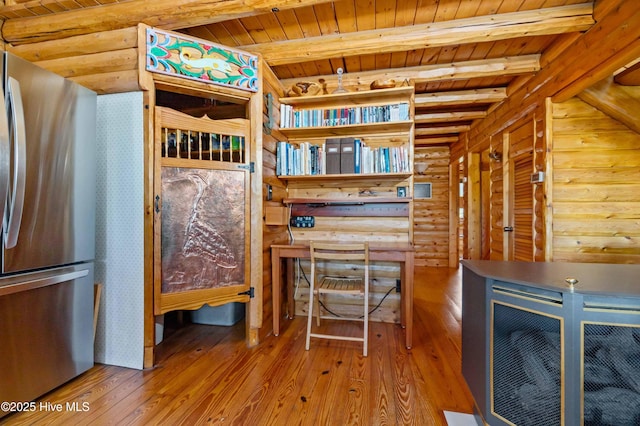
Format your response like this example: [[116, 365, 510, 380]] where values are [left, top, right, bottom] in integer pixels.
[[459, 1, 640, 264], [8, 26, 145, 94], [414, 145, 450, 267], [550, 96, 640, 263]]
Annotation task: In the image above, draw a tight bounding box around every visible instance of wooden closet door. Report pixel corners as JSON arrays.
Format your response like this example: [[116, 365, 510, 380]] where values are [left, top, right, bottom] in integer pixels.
[[153, 107, 252, 315], [504, 122, 535, 261], [511, 154, 534, 261]]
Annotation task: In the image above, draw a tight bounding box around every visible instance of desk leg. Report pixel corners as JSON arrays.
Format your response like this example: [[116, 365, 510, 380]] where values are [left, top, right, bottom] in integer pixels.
[[286, 258, 295, 319], [271, 248, 281, 336], [403, 251, 414, 349]]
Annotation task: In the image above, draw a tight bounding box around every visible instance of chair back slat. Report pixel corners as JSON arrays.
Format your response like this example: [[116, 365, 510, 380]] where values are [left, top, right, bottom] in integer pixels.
[[310, 242, 369, 263], [306, 241, 370, 356]]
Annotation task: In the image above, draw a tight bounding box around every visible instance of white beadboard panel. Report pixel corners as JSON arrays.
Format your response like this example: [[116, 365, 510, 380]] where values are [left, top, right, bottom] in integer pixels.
[[94, 92, 145, 369]]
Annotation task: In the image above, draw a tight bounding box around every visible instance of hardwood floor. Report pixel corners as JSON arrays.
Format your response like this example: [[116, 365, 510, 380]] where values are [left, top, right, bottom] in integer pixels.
[[1, 266, 475, 425]]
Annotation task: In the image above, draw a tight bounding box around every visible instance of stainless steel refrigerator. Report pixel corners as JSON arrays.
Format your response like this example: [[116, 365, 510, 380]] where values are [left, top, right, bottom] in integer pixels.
[[0, 52, 96, 415]]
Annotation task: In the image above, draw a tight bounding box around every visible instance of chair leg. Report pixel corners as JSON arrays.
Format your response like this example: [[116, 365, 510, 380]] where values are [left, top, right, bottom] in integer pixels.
[[363, 294, 369, 357], [315, 291, 321, 326], [305, 285, 315, 351]]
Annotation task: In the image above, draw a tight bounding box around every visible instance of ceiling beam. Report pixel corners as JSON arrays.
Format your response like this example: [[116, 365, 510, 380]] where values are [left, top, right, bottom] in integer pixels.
[[577, 76, 640, 134], [464, 0, 640, 149], [415, 111, 488, 124], [280, 55, 540, 93], [1, 0, 335, 45], [415, 136, 460, 146], [415, 88, 507, 108], [614, 60, 640, 85], [241, 3, 594, 66], [416, 125, 471, 137]]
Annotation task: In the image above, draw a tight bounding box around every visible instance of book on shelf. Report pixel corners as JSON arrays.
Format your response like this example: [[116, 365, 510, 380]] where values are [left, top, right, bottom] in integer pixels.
[[340, 137, 355, 174], [276, 138, 410, 176], [354, 138, 361, 174], [279, 102, 410, 129], [325, 138, 341, 175]]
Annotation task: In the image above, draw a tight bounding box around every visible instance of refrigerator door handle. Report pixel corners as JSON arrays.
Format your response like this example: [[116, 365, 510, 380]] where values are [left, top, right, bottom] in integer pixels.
[[4, 77, 26, 249], [0, 268, 89, 297], [0, 84, 10, 227]]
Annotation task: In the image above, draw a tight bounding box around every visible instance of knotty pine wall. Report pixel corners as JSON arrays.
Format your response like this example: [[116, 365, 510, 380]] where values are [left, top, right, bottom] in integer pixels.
[[286, 178, 410, 323], [464, 91, 640, 265], [549, 96, 640, 263], [414, 146, 451, 267], [262, 66, 289, 337]]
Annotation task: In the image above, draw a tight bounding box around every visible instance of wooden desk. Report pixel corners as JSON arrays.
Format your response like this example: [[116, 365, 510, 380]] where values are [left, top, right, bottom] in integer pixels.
[[271, 241, 415, 349]]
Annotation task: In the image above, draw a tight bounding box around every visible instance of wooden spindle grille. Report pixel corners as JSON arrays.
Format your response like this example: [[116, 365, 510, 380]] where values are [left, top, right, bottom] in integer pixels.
[[161, 127, 245, 164]]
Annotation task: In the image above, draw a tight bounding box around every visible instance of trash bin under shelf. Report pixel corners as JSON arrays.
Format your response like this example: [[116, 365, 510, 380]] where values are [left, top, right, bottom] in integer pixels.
[[191, 302, 245, 326]]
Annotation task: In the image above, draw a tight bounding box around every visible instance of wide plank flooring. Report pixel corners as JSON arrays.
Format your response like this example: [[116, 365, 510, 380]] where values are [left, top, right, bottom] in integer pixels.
[[1, 266, 475, 425]]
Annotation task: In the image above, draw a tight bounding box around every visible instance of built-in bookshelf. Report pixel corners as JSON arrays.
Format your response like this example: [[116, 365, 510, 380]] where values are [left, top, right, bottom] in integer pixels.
[[277, 86, 414, 180], [275, 86, 415, 319], [279, 101, 409, 128], [276, 139, 410, 176]]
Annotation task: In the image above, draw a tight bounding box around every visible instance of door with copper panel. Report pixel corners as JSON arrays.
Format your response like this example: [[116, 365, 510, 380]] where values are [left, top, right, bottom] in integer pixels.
[[153, 106, 251, 315]]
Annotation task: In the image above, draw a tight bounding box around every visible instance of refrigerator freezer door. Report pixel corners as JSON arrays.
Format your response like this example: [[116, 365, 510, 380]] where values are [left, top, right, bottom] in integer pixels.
[[0, 262, 94, 414], [2, 53, 97, 274]]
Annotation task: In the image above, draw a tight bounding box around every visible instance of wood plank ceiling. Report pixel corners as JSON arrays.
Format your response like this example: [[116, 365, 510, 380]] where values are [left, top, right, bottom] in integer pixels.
[[182, 0, 595, 146], [2, 0, 632, 145]]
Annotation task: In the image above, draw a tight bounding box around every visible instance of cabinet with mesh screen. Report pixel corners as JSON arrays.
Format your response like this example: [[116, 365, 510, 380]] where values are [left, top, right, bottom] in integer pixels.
[[462, 260, 640, 426], [580, 296, 640, 426]]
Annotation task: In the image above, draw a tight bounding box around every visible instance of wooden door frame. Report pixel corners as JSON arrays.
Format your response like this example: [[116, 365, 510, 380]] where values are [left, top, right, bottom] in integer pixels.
[[502, 132, 513, 260], [153, 107, 253, 314], [466, 152, 481, 260], [480, 150, 491, 260], [503, 123, 536, 262], [464, 148, 491, 261], [448, 159, 460, 267], [137, 25, 264, 368], [141, 77, 263, 368]]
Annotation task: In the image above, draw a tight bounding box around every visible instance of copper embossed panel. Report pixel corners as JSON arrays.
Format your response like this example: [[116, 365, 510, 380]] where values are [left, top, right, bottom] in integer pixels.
[[161, 168, 245, 293]]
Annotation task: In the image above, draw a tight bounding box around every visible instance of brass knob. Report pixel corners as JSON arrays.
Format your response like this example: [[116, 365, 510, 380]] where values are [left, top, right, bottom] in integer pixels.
[[565, 277, 578, 289]]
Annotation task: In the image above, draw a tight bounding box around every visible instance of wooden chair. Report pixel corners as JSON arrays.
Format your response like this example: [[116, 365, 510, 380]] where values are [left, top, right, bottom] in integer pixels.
[[305, 241, 370, 356]]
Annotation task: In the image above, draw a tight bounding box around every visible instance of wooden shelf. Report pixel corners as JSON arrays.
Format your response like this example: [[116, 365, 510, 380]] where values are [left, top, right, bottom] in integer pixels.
[[284, 197, 411, 205], [285, 197, 411, 217], [279, 120, 413, 139], [278, 172, 411, 182], [279, 86, 414, 106], [278, 85, 415, 227]]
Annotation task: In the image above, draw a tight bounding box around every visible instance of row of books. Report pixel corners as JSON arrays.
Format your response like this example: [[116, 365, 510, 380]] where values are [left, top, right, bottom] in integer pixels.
[[276, 138, 410, 176], [279, 102, 410, 129]]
